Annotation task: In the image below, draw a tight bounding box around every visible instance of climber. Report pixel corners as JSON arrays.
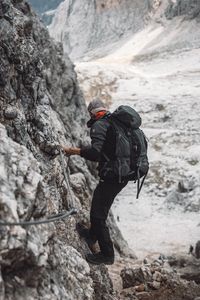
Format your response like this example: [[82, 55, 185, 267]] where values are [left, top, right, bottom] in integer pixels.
[[62, 98, 128, 265]]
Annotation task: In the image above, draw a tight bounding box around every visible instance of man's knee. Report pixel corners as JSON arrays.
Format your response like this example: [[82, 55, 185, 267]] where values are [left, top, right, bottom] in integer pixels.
[[91, 217, 106, 228]]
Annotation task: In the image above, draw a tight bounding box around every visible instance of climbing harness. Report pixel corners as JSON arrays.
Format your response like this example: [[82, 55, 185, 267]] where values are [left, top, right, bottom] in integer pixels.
[[0, 148, 77, 227]]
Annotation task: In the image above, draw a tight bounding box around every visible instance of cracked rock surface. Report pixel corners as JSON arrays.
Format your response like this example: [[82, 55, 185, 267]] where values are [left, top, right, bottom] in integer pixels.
[[0, 0, 132, 299]]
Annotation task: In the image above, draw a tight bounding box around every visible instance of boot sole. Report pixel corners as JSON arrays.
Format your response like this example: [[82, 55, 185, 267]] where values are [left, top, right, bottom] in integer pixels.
[[86, 257, 114, 265]]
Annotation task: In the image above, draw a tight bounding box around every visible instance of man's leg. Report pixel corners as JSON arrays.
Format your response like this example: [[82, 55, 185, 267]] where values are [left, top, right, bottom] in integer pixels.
[[87, 180, 127, 263], [90, 217, 114, 257], [76, 222, 98, 253]]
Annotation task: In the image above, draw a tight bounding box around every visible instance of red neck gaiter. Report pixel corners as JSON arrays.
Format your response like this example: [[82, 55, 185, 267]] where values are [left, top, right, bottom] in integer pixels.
[[95, 110, 107, 120]]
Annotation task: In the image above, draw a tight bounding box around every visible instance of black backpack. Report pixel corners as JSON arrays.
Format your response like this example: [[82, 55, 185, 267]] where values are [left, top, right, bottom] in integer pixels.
[[100, 105, 149, 198]]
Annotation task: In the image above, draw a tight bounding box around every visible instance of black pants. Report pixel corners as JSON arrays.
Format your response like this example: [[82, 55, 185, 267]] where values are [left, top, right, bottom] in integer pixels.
[[89, 180, 128, 257]]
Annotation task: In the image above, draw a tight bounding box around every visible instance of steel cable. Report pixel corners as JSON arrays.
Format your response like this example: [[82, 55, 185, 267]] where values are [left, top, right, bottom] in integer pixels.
[[0, 208, 77, 226]]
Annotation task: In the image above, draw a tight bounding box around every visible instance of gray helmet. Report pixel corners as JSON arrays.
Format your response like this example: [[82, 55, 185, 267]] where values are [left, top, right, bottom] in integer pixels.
[[87, 98, 107, 114]]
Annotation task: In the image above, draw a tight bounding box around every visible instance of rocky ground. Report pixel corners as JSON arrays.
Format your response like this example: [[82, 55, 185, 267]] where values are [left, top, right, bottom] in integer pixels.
[[108, 251, 200, 300]]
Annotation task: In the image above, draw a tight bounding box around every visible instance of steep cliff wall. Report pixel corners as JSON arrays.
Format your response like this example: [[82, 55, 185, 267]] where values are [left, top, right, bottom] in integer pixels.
[[48, 0, 200, 61], [27, 0, 63, 25], [48, 0, 153, 60], [27, 0, 63, 15], [0, 0, 132, 299], [165, 0, 200, 20]]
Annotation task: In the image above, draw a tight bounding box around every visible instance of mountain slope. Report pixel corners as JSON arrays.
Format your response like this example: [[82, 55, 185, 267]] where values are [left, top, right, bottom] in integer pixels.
[[1, 0, 200, 299], [49, 0, 154, 60], [27, 0, 63, 24], [74, 1, 200, 258]]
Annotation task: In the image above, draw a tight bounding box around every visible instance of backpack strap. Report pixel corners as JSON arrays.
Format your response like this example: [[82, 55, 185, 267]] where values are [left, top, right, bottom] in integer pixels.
[[136, 168, 148, 199]]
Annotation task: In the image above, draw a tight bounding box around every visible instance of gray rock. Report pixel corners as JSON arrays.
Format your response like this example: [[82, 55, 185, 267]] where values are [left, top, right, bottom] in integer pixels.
[[90, 265, 114, 300], [178, 179, 195, 193], [165, 0, 200, 20], [143, 258, 149, 265], [0, 1, 131, 299], [49, 0, 153, 60], [148, 280, 161, 290], [4, 106, 18, 119], [120, 260, 200, 299], [121, 267, 145, 289], [28, 0, 63, 25], [164, 174, 200, 213], [152, 271, 162, 282]]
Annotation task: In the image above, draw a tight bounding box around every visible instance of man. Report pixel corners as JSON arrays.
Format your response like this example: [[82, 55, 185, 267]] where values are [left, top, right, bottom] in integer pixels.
[[62, 98, 128, 265]]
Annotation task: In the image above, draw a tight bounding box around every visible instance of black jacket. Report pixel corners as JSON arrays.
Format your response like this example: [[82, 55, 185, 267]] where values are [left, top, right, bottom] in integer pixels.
[[80, 113, 116, 170]]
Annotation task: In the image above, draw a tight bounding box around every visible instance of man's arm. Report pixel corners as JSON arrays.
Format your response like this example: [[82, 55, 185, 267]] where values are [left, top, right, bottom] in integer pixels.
[[61, 146, 99, 161], [62, 119, 109, 161], [80, 146, 100, 161], [81, 120, 110, 161], [62, 146, 81, 156]]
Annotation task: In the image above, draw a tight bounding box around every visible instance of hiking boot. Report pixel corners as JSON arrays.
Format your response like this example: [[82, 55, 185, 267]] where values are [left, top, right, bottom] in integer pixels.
[[86, 252, 114, 265], [76, 223, 97, 253]]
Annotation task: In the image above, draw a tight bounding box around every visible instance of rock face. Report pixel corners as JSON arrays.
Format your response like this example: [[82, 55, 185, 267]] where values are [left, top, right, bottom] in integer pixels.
[[165, 0, 200, 20], [0, 0, 133, 299], [27, 0, 63, 25], [28, 0, 63, 15], [48, 0, 153, 60], [48, 0, 200, 61]]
